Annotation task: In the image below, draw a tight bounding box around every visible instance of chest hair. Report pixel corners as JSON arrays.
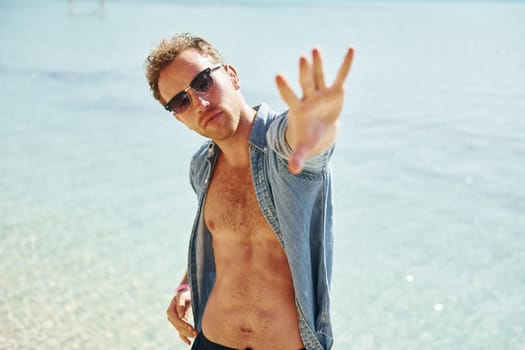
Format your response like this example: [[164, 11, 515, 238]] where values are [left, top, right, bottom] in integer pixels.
[[205, 163, 267, 235]]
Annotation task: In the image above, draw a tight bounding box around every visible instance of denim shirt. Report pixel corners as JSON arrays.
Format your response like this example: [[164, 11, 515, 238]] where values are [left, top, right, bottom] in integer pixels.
[[187, 103, 335, 350]]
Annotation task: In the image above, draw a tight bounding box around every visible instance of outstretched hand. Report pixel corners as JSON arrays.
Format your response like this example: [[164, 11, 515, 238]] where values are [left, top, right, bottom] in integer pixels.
[[275, 47, 354, 174]]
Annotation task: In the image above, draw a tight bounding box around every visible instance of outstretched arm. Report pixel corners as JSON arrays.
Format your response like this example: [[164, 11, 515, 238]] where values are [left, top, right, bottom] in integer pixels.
[[275, 47, 354, 174]]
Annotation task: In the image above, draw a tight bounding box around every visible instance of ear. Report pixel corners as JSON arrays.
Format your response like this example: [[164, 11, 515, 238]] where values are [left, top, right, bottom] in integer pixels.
[[225, 65, 240, 90]]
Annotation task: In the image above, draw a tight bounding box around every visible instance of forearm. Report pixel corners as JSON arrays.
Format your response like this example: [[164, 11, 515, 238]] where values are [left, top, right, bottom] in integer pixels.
[[176, 271, 189, 292], [179, 271, 188, 285]]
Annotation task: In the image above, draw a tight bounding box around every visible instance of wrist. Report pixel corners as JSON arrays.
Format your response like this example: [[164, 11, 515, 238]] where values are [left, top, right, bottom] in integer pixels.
[[175, 283, 190, 294]]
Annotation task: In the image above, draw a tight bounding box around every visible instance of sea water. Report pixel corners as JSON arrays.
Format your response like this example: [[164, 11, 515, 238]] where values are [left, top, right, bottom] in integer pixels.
[[0, 0, 524, 349]]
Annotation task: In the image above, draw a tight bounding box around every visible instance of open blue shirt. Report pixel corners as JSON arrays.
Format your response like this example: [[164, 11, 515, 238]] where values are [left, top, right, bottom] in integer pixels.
[[187, 103, 335, 350]]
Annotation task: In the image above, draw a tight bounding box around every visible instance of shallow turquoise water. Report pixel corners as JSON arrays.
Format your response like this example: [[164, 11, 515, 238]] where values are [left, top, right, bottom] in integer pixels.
[[1, 1, 524, 349]]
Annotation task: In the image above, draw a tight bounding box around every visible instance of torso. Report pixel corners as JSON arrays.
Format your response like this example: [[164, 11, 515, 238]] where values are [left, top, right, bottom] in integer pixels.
[[202, 152, 304, 350]]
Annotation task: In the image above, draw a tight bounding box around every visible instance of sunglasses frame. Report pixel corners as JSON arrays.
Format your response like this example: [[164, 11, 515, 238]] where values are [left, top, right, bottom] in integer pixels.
[[164, 64, 225, 113]]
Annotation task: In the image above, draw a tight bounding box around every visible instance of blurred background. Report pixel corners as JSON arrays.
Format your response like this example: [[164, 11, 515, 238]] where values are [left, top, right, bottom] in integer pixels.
[[0, 0, 524, 349]]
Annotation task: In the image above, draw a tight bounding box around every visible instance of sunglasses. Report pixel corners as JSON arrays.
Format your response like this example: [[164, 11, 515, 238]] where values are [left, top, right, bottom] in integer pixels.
[[164, 64, 224, 114]]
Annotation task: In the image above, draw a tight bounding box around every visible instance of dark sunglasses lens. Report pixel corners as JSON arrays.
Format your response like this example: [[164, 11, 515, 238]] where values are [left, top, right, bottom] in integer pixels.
[[191, 69, 214, 93], [166, 67, 219, 113], [170, 92, 191, 114]]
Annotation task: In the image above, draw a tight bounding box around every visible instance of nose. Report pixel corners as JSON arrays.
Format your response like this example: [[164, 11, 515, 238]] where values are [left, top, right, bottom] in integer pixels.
[[191, 91, 210, 114]]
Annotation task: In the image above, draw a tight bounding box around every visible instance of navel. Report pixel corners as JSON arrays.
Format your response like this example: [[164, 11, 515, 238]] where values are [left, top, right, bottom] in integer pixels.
[[240, 326, 253, 334]]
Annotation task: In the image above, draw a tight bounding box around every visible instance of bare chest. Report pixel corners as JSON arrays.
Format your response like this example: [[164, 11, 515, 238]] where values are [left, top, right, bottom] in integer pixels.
[[204, 163, 267, 235]]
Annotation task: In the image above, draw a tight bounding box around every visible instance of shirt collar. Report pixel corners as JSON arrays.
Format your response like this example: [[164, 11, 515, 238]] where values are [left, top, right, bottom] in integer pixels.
[[206, 102, 276, 158], [249, 102, 274, 152]]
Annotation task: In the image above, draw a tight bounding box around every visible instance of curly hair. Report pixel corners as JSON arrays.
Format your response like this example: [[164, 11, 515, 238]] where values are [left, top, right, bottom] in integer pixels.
[[145, 33, 224, 106]]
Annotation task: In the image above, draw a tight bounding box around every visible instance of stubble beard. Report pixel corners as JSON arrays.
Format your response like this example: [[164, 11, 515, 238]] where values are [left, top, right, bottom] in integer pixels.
[[198, 108, 240, 142]]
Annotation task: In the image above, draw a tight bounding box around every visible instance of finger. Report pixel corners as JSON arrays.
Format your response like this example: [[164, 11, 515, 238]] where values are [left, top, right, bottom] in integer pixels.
[[333, 47, 355, 87], [179, 334, 191, 346], [168, 295, 182, 317], [298, 56, 315, 98], [167, 309, 189, 330], [275, 74, 298, 107], [167, 312, 197, 338], [176, 303, 187, 320], [312, 48, 326, 90]]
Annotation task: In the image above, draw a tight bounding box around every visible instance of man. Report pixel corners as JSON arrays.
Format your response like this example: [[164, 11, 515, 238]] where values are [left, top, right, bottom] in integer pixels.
[[145, 33, 354, 350]]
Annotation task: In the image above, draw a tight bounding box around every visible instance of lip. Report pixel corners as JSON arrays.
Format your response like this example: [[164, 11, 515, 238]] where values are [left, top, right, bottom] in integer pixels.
[[201, 110, 223, 128]]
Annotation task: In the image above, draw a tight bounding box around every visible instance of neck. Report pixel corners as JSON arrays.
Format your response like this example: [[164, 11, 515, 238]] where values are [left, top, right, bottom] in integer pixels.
[[214, 103, 256, 168]]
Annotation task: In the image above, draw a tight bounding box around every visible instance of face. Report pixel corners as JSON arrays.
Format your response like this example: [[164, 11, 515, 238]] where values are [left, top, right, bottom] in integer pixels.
[[158, 49, 243, 141]]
